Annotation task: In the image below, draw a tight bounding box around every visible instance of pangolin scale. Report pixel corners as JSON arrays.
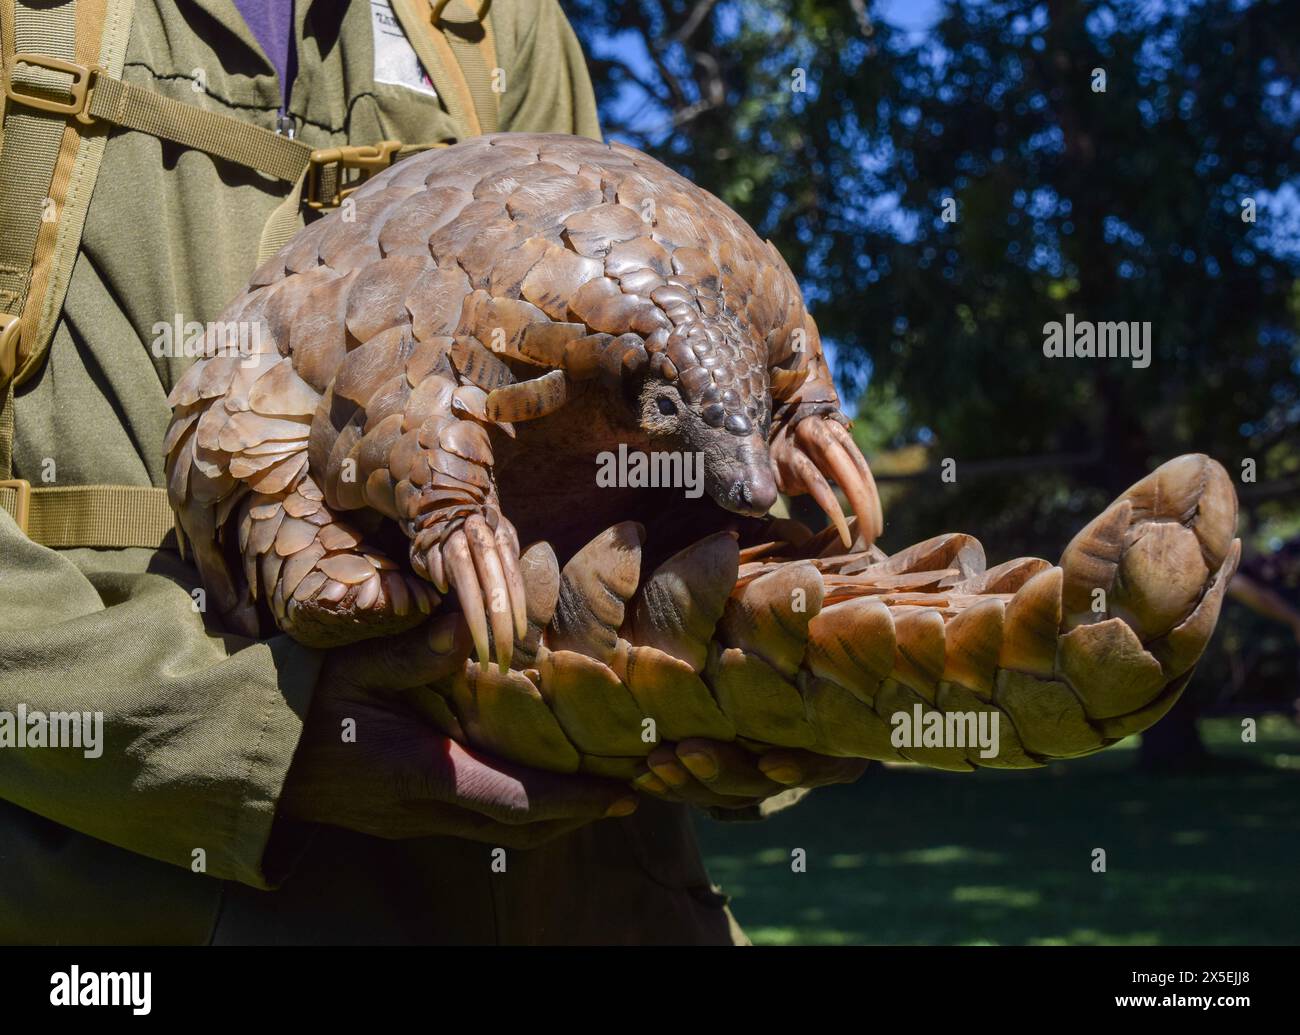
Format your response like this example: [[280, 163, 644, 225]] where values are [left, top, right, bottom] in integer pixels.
[[165, 133, 1239, 777]]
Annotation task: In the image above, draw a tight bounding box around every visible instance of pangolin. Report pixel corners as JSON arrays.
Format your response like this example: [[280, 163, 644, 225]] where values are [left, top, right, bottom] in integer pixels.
[[165, 134, 1240, 776], [166, 132, 882, 665]]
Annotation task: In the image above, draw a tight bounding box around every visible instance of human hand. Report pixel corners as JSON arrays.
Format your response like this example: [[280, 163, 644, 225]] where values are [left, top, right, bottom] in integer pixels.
[[631, 737, 867, 811], [281, 617, 638, 848]]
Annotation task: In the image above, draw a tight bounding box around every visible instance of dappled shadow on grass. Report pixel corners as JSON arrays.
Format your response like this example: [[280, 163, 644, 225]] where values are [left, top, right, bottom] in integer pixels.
[[696, 717, 1300, 945]]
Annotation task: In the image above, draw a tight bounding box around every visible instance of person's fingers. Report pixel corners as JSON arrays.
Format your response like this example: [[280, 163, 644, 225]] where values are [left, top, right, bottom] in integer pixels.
[[634, 744, 772, 809], [425, 737, 638, 825], [327, 613, 470, 693], [673, 738, 781, 798], [757, 748, 869, 788]]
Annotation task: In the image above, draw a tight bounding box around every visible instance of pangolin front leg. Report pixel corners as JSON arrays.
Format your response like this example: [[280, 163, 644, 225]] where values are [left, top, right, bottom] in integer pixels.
[[238, 475, 437, 648], [768, 309, 884, 546], [390, 372, 529, 672]]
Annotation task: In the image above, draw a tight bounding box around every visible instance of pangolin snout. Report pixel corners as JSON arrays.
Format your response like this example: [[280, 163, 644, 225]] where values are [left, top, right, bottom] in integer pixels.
[[705, 435, 779, 518], [725, 469, 778, 516]]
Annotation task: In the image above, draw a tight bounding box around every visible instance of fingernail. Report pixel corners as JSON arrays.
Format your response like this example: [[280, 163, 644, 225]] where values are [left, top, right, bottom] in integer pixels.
[[604, 797, 638, 818], [759, 761, 802, 785], [634, 772, 668, 794], [649, 761, 688, 788], [678, 750, 718, 782], [428, 620, 456, 654]]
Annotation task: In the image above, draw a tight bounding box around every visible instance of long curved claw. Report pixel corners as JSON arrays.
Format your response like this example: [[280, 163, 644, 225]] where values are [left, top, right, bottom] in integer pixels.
[[442, 530, 492, 669], [779, 445, 851, 547], [495, 519, 529, 641], [427, 540, 449, 594], [821, 420, 884, 542], [463, 515, 518, 673], [796, 418, 884, 545]]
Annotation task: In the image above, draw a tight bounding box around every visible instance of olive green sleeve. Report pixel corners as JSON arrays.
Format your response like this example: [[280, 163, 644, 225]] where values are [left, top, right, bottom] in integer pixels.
[[498, 0, 603, 140], [0, 509, 323, 890]]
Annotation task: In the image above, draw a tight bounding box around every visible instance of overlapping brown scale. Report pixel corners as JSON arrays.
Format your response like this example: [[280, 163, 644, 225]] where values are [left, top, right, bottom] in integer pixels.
[[260, 267, 339, 357], [222, 351, 285, 413], [167, 354, 236, 409], [505, 175, 602, 227], [520, 244, 605, 322], [605, 236, 672, 278], [331, 325, 413, 410], [650, 192, 712, 250], [343, 255, 429, 343], [405, 265, 472, 341], [377, 186, 474, 257], [630, 532, 739, 673], [485, 235, 551, 299], [484, 369, 569, 423], [288, 268, 359, 392], [549, 521, 645, 664], [804, 597, 895, 703], [447, 336, 513, 391], [473, 161, 573, 200], [566, 276, 663, 337], [426, 198, 505, 265], [247, 359, 319, 417], [996, 566, 1062, 679], [281, 215, 330, 274], [717, 561, 823, 679], [455, 290, 558, 366], [562, 203, 647, 257], [317, 190, 415, 271], [455, 215, 528, 289]]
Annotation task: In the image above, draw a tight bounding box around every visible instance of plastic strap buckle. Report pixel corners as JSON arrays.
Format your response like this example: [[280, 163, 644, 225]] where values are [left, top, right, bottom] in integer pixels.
[[0, 478, 32, 534], [4, 54, 101, 125], [305, 141, 402, 209]]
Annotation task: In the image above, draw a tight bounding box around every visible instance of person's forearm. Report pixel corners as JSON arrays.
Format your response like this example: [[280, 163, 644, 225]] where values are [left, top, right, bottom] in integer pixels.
[[0, 514, 323, 889]]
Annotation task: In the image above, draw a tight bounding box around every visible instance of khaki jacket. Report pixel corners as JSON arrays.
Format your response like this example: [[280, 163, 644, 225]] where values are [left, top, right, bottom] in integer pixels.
[[0, 0, 744, 944]]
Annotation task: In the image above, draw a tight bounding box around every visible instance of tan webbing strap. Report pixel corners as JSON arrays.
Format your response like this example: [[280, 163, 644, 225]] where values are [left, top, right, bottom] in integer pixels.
[[433, 0, 499, 135], [391, 0, 498, 139], [0, 480, 175, 548], [0, 0, 172, 548], [256, 167, 308, 266], [0, 0, 77, 349], [0, 380, 15, 479], [4, 53, 316, 180], [20, 0, 133, 389]]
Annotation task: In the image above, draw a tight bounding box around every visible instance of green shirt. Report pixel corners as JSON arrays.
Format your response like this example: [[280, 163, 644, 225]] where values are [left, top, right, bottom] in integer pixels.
[[0, 0, 742, 944]]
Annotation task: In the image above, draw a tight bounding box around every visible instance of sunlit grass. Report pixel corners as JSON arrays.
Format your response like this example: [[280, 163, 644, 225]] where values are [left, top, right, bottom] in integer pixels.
[[696, 716, 1300, 945]]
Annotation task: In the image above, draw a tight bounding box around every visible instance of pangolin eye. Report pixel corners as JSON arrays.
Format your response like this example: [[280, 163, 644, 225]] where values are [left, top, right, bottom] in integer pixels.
[[656, 396, 678, 416]]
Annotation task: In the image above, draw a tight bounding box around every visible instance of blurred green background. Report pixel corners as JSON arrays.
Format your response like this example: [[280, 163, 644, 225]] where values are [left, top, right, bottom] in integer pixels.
[[564, 0, 1300, 943], [698, 717, 1300, 945]]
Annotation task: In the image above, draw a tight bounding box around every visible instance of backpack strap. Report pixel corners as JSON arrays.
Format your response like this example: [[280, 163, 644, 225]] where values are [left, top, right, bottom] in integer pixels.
[[392, 0, 499, 137], [0, 0, 478, 549], [0, 0, 176, 548]]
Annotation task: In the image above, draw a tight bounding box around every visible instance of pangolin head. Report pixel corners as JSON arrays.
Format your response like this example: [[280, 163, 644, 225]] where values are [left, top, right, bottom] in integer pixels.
[[633, 302, 778, 518]]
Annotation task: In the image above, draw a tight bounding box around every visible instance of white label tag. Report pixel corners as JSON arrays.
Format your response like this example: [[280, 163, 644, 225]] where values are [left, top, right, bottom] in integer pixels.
[[371, 0, 438, 98]]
